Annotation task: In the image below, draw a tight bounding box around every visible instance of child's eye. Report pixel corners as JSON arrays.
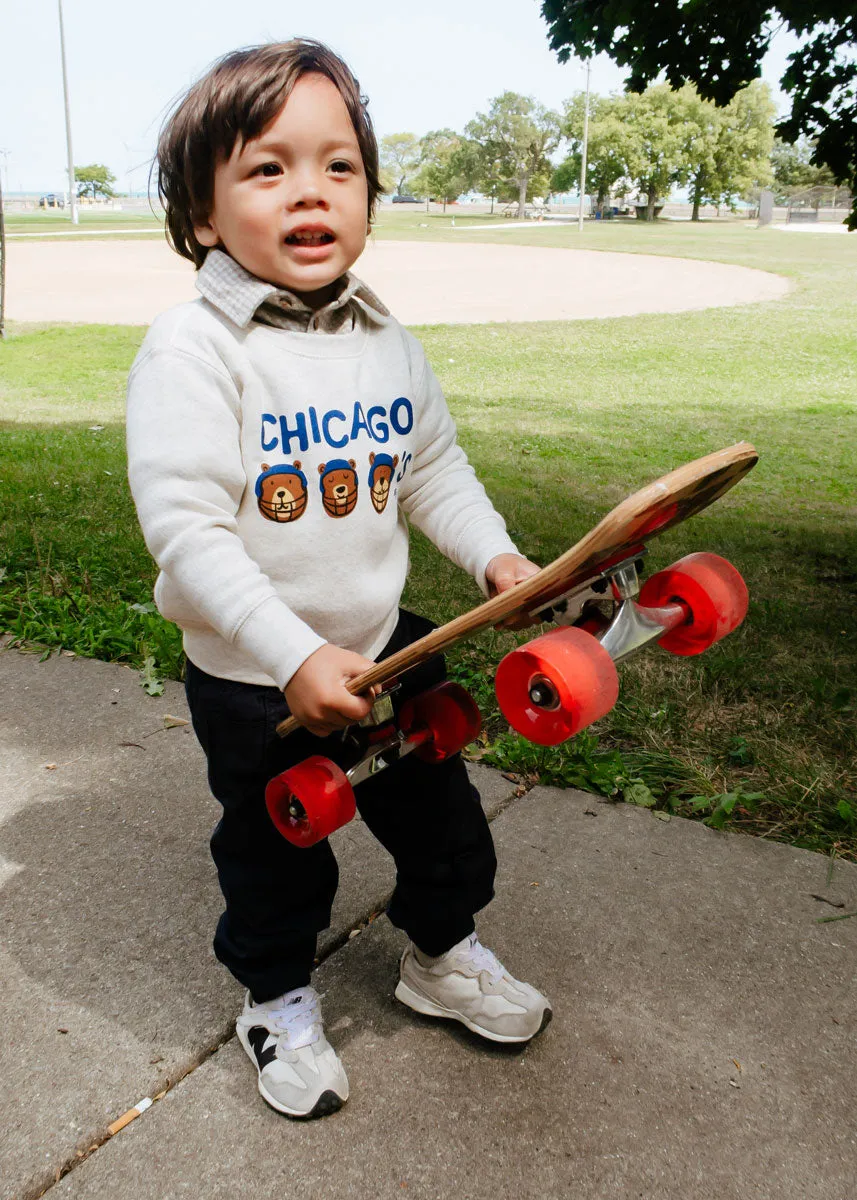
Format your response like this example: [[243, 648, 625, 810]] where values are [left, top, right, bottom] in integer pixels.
[[329, 160, 354, 174], [255, 162, 282, 177]]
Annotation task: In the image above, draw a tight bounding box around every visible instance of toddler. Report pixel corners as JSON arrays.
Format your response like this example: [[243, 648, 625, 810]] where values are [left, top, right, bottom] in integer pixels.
[[127, 39, 550, 1120]]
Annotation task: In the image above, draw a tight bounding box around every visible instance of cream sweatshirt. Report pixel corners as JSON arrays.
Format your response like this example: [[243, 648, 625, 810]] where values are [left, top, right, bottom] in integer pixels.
[[126, 275, 518, 689]]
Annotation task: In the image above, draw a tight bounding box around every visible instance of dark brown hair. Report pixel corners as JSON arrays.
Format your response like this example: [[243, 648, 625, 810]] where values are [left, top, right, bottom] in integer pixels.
[[155, 39, 381, 267]]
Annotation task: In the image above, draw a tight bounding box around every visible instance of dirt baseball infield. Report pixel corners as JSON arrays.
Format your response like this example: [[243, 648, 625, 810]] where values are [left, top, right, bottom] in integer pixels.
[[6, 236, 789, 325]]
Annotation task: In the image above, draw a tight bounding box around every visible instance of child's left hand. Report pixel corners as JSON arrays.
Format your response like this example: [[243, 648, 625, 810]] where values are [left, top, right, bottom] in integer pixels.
[[485, 553, 542, 630]]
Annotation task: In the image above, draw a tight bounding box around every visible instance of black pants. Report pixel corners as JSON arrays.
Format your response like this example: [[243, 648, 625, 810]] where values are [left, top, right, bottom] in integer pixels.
[[184, 609, 497, 1002]]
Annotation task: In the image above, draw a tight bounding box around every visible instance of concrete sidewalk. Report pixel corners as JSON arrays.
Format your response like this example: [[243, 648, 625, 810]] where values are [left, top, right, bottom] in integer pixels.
[[1, 641, 855, 1200]]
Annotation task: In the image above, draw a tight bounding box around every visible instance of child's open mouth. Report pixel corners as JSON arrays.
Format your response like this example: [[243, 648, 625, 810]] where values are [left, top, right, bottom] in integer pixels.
[[285, 231, 335, 247]]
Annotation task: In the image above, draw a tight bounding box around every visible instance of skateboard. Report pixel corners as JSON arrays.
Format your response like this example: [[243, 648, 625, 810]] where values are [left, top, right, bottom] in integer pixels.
[[267, 442, 758, 847]]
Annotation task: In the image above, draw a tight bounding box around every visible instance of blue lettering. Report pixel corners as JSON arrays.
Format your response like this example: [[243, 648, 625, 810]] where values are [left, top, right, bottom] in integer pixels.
[[278, 412, 309, 455], [261, 413, 279, 453], [308, 406, 321, 444], [366, 406, 389, 443], [390, 397, 414, 436], [322, 409, 348, 449], [350, 402, 371, 441]]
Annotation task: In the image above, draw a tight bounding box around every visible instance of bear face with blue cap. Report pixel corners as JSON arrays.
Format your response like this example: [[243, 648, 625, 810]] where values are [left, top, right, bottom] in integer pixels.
[[255, 462, 308, 523], [318, 459, 359, 518], [368, 452, 400, 514]]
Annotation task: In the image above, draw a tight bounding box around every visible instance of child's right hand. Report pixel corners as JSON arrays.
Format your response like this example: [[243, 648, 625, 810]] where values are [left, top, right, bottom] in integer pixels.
[[284, 644, 380, 738]]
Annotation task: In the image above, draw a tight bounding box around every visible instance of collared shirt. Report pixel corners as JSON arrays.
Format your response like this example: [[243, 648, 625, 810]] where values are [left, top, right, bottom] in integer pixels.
[[195, 248, 390, 334]]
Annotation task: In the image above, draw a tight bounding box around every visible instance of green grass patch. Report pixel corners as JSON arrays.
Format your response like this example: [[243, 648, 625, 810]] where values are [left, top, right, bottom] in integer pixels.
[[2, 223, 855, 857], [5, 209, 165, 240]]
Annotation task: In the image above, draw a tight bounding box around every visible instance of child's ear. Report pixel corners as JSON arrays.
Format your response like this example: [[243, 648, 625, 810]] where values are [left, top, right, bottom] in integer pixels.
[[193, 213, 220, 248]]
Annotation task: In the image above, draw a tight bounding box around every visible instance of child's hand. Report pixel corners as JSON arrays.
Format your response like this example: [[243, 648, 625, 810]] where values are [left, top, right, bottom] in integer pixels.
[[284, 645, 380, 737], [485, 553, 543, 631]]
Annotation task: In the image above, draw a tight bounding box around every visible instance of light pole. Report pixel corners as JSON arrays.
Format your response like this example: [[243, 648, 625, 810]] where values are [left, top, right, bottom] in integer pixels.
[[577, 59, 591, 232], [58, 0, 79, 224]]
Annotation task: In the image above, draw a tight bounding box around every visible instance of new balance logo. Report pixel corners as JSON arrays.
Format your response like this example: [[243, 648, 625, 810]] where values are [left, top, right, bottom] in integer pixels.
[[247, 1026, 277, 1069]]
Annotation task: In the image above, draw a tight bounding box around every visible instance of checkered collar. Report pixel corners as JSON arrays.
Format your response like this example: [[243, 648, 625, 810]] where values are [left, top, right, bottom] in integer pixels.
[[195, 249, 389, 329]]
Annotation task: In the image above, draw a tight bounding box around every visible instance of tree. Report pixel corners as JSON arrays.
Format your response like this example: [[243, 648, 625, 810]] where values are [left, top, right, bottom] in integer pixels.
[[412, 130, 471, 212], [456, 137, 506, 213], [771, 136, 837, 193], [677, 81, 775, 219], [622, 85, 690, 220], [554, 92, 632, 214], [466, 93, 561, 217], [709, 82, 775, 212], [74, 164, 116, 200], [540, 0, 857, 228], [379, 133, 421, 197], [672, 85, 723, 221], [378, 165, 398, 197]]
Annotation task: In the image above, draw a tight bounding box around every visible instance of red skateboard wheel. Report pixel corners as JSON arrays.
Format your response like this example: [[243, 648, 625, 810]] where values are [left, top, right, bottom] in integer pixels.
[[638, 552, 748, 656], [265, 756, 356, 848], [399, 681, 482, 763], [495, 626, 619, 746]]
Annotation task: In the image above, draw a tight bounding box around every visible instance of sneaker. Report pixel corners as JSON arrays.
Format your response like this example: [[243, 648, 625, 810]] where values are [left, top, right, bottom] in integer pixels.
[[236, 986, 348, 1118], [395, 933, 552, 1044]]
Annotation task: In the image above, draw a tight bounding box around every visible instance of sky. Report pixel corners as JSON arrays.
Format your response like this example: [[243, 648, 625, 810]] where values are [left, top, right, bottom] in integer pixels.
[[1, 0, 801, 195]]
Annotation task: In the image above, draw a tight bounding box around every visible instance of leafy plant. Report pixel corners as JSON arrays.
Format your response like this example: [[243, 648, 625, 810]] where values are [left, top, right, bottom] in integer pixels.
[[687, 786, 765, 830], [139, 655, 164, 696]]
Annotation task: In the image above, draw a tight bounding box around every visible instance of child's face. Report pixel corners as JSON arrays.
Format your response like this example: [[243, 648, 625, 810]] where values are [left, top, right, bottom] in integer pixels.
[[194, 73, 369, 306]]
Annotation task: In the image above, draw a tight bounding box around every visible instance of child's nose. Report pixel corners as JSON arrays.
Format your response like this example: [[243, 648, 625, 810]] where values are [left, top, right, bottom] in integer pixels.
[[288, 168, 328, 210]]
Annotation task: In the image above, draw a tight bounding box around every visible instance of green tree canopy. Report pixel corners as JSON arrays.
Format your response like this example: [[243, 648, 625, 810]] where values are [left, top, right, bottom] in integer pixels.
[[554, 92, 632, 213], [465, 92, 561, 217], [554, 82, 774, 219], [412, 130, 471, 211], [622, 85, 689, 219], [678, 80, 776, 219], [771, 136, 838, 195], [379, 133, 421, 197], [540, 0, 857, 227], [454, 137, 508, 212], [74, 164, 115, 200]]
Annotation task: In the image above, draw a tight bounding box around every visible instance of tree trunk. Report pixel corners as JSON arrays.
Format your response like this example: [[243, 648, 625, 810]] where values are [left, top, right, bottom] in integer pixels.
[[398, 174, 406, 196], [517, 173, 528, 219], [490, 193, 494, 214], [646, 190, 657, 221], [691, 176, 703, 222], [442, 197, 447, 213]]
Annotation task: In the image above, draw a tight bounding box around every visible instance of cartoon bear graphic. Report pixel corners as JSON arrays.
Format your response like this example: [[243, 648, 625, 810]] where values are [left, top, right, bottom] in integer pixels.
[[255, 462, 308, 523], [368, 452, 400, 514], [318, 459, 358, 517]]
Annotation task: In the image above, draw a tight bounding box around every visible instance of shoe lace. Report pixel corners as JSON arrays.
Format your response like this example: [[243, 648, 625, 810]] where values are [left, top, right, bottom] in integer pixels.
[[260, 987, 322, 1049], [459, 935, 505, 983]]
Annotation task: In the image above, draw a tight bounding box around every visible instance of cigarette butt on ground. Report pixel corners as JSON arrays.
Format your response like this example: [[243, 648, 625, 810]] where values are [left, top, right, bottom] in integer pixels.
[[107, 1097, 153, 1136]]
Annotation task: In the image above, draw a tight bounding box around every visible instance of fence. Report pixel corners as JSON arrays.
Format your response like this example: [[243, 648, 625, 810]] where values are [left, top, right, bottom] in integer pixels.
[[786, 186, 852, 224]]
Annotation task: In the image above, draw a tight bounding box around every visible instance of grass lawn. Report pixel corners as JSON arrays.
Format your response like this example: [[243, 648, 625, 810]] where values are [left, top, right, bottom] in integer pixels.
[[1, 219, 855, 859], [5, 209, 165, 240]]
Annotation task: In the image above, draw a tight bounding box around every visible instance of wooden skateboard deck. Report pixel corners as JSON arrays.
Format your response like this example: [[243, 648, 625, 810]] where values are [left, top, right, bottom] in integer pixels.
[[276, 441, 758, 739]]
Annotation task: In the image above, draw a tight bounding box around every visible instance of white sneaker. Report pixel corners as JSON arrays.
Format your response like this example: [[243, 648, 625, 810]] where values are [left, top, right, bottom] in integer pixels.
[[236, 986, 348, 1118], [395, 933, 552, 1044]]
